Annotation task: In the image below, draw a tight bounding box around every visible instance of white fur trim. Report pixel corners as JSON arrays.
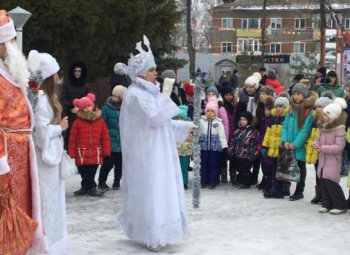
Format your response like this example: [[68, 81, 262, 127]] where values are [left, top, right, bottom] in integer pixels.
[[0, 156, 10, 175], [39, 53, 60, 80], [0, 18, 17, 44]]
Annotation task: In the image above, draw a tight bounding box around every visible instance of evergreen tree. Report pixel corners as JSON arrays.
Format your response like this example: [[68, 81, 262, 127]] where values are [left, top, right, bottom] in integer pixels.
[[1, 0, 186, 81]]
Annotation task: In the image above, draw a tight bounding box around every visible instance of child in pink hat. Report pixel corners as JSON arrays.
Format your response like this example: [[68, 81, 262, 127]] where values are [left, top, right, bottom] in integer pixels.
[[199, 97, 228, 189], [68, 93, 111, 197]]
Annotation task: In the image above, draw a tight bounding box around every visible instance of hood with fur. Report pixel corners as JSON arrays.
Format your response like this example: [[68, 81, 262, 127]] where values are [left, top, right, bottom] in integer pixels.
[[68, 61, 88, 87], [317, 111, 347, 131], [271, 106, 288, 117], [291, 91, 318, 109], [77, 108, 101, 121]]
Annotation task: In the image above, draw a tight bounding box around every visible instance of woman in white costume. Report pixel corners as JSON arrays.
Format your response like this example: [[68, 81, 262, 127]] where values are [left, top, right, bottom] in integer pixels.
[[116, 36, 195, 252], [30, 50, 68, 255]]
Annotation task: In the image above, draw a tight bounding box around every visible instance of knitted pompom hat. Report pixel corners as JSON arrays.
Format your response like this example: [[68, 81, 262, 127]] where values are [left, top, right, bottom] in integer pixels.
[[274, 92, 290, 108], [315, 91, 334, 108], [323, 98, 347, 121], [174, 105, 189, 120], [112, 85, 127, 99], [252, 72, 262, 80], [205, 96, 218, 116], [73, 93, 96, 110], [245, 75, 260, 89]]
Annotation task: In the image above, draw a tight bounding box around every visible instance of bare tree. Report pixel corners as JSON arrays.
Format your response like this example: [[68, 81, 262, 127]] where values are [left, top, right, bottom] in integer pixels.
[[320, 0, 327, 66], [261, 0, 267, 65], [186, 0, 196, 79]]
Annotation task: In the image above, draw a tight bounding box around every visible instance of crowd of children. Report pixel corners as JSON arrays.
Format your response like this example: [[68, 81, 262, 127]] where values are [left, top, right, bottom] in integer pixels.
[[67, 66, 350, 215], [193, 69, 350, 215]]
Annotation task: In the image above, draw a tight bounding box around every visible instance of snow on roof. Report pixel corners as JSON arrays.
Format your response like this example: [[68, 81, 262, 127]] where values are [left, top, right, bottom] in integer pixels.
[[212, 0, 350, 11], [233, 4, 350, 10]]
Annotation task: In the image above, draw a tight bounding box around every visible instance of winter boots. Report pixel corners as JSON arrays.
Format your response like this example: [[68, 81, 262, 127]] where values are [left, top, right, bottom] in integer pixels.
[[283, 182, 291, 196], [221, 167, 228, 183], [289, 193, 304, 201], [74, 187, 88, 196], [112, 182, 120, 190], [311, 186, 322, 204], [98, 182, 110, 191], [88, 188, 105, 197], [74, 187, 104, 197], [330, 209, 348, 215]]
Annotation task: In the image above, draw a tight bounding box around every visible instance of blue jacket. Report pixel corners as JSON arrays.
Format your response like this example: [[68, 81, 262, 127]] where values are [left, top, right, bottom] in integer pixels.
[[102, 97, 122, 152], [281, 92, 317, 161]]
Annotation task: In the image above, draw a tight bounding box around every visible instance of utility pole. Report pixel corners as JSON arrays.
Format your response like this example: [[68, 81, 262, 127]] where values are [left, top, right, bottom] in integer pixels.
[[261, 0, 267, 65], [186, 0, 196, 79]]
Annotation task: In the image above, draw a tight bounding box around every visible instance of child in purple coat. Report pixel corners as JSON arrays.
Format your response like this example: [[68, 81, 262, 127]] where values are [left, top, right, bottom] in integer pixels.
[[257, 96, 274, 192], [221, 85, 238, 183], [314, 98, 348, 215]]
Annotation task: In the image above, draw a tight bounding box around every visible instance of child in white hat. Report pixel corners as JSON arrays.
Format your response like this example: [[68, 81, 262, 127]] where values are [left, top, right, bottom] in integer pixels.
[[313, 98, 348, 214], [98, 85, 127, 191]]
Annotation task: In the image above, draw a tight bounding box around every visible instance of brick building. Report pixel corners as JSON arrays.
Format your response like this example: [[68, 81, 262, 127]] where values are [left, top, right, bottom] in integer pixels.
[[211, 0, 350, 55]]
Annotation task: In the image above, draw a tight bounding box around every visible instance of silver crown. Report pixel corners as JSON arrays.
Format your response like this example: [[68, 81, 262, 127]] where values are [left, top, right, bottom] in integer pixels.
[[128, 35, 156, 79]]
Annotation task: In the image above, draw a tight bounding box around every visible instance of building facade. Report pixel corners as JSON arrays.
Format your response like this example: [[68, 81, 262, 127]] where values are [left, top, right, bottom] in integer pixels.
[[211, 0, 350, 55]]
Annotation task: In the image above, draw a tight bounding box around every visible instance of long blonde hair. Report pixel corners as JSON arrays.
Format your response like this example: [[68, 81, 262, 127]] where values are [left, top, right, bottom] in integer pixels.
[[41, 75, 62, 124]]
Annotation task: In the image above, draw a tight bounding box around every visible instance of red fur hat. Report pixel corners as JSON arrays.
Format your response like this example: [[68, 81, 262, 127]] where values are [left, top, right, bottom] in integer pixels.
[[73, 93, 96, 110]]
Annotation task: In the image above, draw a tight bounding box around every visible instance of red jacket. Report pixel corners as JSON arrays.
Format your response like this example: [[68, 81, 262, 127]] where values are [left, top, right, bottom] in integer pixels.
[[68, 109, 111, 166], [265, 78, 285, 96]]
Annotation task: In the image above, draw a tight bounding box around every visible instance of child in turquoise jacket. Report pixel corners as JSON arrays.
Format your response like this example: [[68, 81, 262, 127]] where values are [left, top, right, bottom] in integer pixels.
[[282, 83, 317, 201], [174, 105, 193, 190]]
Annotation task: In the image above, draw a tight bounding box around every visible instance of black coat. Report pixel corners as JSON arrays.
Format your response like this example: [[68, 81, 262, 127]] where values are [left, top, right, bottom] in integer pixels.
[[260, 74, 268, 85], [229, 74, 238, 88], [110, 74, 129, 90], [60, 62, 91, 150]]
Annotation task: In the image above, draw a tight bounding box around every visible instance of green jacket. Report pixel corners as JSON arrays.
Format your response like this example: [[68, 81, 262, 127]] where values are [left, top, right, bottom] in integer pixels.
[[310, 83, 345, 98], [281, 92, 317, 161], [102, 97, 121, 152]]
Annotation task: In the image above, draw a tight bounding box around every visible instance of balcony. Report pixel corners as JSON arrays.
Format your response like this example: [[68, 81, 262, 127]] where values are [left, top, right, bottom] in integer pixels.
[[236, 29, 262, 38]]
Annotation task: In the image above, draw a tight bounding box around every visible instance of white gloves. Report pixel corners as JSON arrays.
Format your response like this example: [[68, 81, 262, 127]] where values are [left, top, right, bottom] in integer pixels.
[[188, 122, 198, 130], [163, 78, 175, 97]]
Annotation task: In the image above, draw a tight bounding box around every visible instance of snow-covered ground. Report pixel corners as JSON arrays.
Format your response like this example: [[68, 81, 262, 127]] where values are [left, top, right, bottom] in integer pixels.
[[65, 165, 349, 255]]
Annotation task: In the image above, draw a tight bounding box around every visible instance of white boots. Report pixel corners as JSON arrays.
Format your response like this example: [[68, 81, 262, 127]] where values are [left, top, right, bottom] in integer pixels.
[[148, 245, 163, 252], [318, 207, 347, 214]]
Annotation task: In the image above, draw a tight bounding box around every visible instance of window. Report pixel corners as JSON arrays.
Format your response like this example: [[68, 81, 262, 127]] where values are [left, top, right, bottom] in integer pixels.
[[313, 15, 343, 29], [237, 39, 261, 53], [294, 42, 305, 53], [271, 18, 282, 30], [345, 18, 350, 30], [222, 42, 233, 53], [295, 19, 306, 30], [242, 18, 260, 29], [270, 43, 281, 54], [222, 18, 233, 29]]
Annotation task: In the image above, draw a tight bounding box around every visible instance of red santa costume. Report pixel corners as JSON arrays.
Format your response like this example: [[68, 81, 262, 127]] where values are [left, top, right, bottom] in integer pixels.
[[0, 10, 47, 255]]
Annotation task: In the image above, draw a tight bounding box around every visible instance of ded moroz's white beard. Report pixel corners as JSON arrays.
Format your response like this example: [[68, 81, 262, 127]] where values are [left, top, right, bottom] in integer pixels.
[[0, 41, 29, 91]]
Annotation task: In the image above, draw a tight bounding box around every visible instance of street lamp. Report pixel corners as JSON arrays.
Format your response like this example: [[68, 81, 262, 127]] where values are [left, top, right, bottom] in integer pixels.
[[8, 6, 32, 52]]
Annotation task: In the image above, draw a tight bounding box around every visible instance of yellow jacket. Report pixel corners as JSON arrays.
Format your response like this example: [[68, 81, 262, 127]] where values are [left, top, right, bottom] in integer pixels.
[[262, 107, 288, 158], [305, 111, 320, 164]]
